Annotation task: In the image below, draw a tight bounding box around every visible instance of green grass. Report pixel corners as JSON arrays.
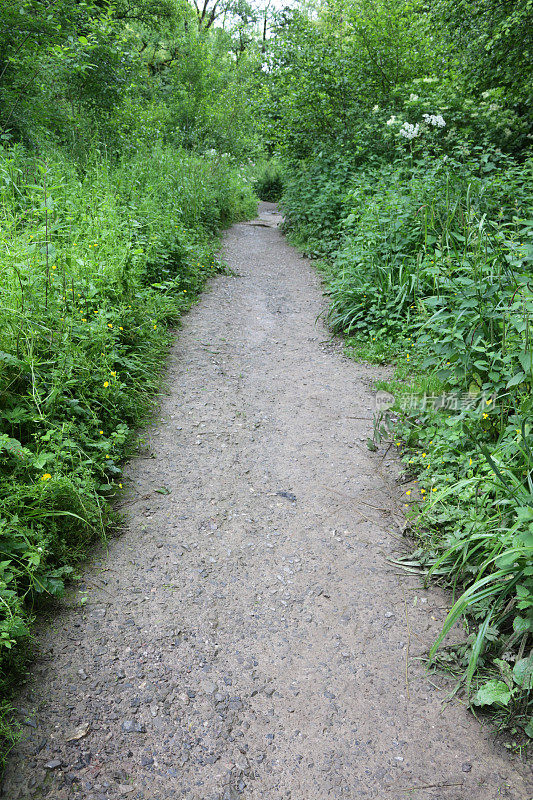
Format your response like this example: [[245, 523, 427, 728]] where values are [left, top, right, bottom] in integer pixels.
[[0, 140, 257, 763], [281, 147, 533, 740]]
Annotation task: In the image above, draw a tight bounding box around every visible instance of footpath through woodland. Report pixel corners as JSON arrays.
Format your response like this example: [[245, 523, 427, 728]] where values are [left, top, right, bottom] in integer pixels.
[[2, 204, 532, 799]]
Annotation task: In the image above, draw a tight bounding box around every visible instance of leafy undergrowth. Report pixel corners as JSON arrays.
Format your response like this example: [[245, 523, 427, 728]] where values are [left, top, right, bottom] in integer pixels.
[[281, 139, 533, 740], [0, 142, 256, 760]]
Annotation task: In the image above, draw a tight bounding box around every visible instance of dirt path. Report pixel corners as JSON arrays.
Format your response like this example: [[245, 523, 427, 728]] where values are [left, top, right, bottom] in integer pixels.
[[3, 203, 531, 800]]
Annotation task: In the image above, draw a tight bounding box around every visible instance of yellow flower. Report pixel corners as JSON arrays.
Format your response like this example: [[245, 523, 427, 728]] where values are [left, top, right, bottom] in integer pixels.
[[103, 381, 109, 388], [486, 398, 492, 405], [406, 490, 411, 496], [432, 487, 437, 492], [82, 318, 87, 322], [99, 430, 103, 435], [52, 265, 57, 270], [108, 323, 113, 329], [421, 488, 426, 494], [105, 455, 110, 459], [110, 371, 116, 377], [119, 483, 123, 488], [469, 458, 472, 465], [40, 473, 52, 481], [483, 413, 488, 419], [119, 326, 123, 331], [422, 453, 426, 458], [153, 325, 157, 330]]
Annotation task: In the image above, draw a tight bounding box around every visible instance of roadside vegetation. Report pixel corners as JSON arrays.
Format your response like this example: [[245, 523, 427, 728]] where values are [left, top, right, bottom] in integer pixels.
[[2, 0, 532, 762], [0, 0, 264, 760], [262, 0, 533, 739]]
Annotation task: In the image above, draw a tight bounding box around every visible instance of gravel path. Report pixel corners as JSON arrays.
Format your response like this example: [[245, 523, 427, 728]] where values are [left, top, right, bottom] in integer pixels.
[[3, 203, 532, 800]]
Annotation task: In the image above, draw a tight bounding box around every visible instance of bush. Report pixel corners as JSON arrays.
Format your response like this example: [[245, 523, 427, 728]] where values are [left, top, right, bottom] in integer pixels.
[[255, 160, 284, 201], [0, 141, 256, 717], [280, 140, 533, 734]]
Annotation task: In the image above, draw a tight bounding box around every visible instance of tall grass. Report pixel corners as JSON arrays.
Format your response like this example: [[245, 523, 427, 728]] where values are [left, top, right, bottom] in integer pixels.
[[0, 142, 256, 745], [282, 149, 533, 734]]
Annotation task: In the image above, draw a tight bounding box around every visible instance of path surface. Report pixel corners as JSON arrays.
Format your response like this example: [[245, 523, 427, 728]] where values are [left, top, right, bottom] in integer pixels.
[[3, 203, 532, 800]]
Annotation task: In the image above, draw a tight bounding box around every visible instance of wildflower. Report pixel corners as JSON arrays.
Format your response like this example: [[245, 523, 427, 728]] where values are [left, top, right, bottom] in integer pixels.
[[372, 104, 380, 112], [422, 113, 446, 128], [486, 398, 492, 405], [52, 265, 57, 270], [153, 325, 157, 330], [432, 487, 437, 492], [406, 490, 411, 496], [386, 115, 397, 126], [108, 323, 113, 329], [399, 122, 420, 140], [103, 381, 109, 388], [82, 318, 87, 322], [99, 430, 103, 435], [40, 473, 52, 481], [119, 483, 123, 488], [110, 371, 116, 377], [409, 94, 419, 101], [469, 458, 472, 465], [483, 413, 488, 419], [105, 455, 110, 459], [421, 488, 426, 494], [119, 326, 123, 330]]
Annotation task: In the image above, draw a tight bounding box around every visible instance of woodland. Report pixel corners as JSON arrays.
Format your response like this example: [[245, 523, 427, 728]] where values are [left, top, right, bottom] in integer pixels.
[[0, 0, 532, 760]]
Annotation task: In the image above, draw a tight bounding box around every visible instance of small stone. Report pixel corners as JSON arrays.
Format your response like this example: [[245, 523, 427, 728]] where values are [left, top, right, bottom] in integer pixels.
[[122, 720, 146, 733], [461, 762, 472, 773], [44, 759, 62, 770]]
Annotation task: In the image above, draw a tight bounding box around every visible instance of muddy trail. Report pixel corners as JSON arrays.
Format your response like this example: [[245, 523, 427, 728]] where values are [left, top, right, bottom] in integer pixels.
[[3, 203, 532, 800]]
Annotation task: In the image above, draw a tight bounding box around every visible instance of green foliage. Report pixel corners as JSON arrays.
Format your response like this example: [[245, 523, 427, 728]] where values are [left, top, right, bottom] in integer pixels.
[[254, 160, 284, 201], [0, 140, 256, 760], [267, 0, 533, 736]]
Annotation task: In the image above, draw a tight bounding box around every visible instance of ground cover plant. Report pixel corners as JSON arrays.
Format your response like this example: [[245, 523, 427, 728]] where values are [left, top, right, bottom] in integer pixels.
[[0, 0, 266, 763], [262, 0, 533, 739], [0, 142, 256, 754]]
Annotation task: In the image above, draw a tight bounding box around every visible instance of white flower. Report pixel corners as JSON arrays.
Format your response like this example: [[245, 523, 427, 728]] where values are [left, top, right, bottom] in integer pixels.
[[386, 115, 397, 126], [422, 113, 446, 128], [409, 94, 419, 102], [481, 90, 491, 99], [489, 103, 499, 111], [372, 104, 380, 112], [399, 122, 419, 140]]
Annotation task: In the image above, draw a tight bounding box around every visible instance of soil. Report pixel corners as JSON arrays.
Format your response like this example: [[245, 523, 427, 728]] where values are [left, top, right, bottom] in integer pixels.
[[2, 203, 532, 800]]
